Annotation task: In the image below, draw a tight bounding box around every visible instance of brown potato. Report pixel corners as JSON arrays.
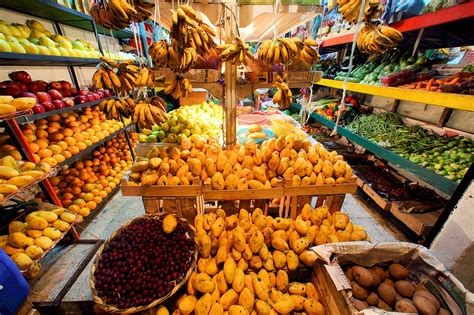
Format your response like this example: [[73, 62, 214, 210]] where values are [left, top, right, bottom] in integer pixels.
[[373, 266, 386, 282], [388, 263, 408, 280], [367, 292, 379, 306], [351, 281, 368, 300], [413, 295, 437, 315], [378, 282, 397, 305], [377, 299, 393, 311], [395, 298, 418, 313], [394, 280, 415, 298], [369, 269, 381, 287], [414, 290, 440, 311], [352, 266, 374, 288], [351, 298, 369, 311]]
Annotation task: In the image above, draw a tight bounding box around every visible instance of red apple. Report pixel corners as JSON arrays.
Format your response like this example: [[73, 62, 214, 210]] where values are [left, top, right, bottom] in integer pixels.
[[36, 92, 52, 103], [59, 89, 70, 97], [69, 88, 78, 96], [47, 89, 63, 100], [79, 89, 89, 96], [48, 81, 62, 90], [97, 91, 104, 98], [91, 93, 100, 101], [103, 89, 111, 97], [62, 98, 74, 107], [42, 101, 55, 112], [0, 86, 21, 97], [52, 100, 65, 109], [0, 81, 9, 89], [36, 80, 48, 92], [28, 82, 41, 93], [60, 81, 72, 89], [17, 83, 28, 93], [86, 94, 95, 102], [32, 104, 46, 114], [74, 95, 88, 104], [9, 71, 32, 84], [21, 92, 38, 103]]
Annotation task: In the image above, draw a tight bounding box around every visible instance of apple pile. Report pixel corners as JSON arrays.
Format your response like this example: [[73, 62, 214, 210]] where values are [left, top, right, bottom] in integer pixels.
[[93, 215, 196, 309], [21, 106, 128, 167], [0, 71, 111, 114], [37, 132, 137, 220]]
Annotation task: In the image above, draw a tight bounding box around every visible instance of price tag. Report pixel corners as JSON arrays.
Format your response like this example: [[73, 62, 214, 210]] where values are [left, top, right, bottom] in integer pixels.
[[325, 264, 352, 291]]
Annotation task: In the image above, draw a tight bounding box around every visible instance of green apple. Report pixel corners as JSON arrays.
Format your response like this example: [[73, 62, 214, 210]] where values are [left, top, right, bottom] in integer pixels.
[[71, 40, 85, 50], [48, 46, 60, 56], [39, 35, 55, 47], [147, 135, 157, 142], [28, 37, 39, 45], [58, 40, 72, 50], [0, 39, 12, 52], [75, 49, 85, 57], [68, 49, 78, 57], [157, 130, 166, 140], [152, 125, 161, 132], [138, 134, 148, 143], [58, 47, 70, 56], [8, 42, 26, 53], [20, 42, 39, 54], [37, 45, 51, 55]]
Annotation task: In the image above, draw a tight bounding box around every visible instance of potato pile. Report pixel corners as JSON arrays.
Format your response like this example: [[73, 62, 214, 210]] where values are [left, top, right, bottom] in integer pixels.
[[126, 134, 353, 189], [155, 205, 366, 314], [0, 156, 51, 202], [345, 263, 450, 314], [0, 207, 76, 276]]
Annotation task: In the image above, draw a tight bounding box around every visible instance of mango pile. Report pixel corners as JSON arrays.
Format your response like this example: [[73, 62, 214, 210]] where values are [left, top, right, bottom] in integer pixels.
[[1, 206, 76, 278], [153, 205, 367, 314], [126, 134, 353, 189]]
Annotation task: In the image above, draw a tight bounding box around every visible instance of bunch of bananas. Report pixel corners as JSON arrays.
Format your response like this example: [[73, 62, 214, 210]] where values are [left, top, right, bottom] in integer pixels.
[[99, 98, 136, 120], [134, 66, 154, 88], [216, 36, 254, 65], [148, 39, 197, 72], [163, 76, 192, 99], [89, 0, 152, 30], [272, 72, 293, 109], [357, 24, 403, 55], [170, 5, 216, 51], [149, 40, 171, 68], [132, 97, 168, 129], [298, 38, 321, 67], [337, 0, 381, 24]]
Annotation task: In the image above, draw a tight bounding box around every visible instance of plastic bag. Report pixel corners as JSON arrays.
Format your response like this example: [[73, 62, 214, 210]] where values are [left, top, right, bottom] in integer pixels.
[[395, 0, 425, 15]]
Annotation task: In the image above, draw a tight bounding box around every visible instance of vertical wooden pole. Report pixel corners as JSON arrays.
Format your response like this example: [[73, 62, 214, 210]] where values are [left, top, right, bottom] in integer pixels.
[[225, 62, 237, 148]]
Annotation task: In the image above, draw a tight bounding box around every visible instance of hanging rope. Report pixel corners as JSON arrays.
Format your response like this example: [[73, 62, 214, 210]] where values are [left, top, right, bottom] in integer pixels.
[[273, 0, 281, 41], [330, 0, 366, 136]]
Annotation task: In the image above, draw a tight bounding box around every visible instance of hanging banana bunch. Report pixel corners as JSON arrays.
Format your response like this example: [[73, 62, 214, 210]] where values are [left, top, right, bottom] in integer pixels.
[[132, 98, 168, 129], [134, 66, 155, 88], [298, 38, 321, 67], [216, 36, 254, 65], [99, 98, 136, 120], [92, 58, 140, 95], [258, 39, 292, 65], [337, 0, 381, 24], [357, 24, 403, 55], [170, 4, 216, 51], [272, 72, 292, 109], [163, 75, 192, 99], [149, 40, 170, 68], [89, 0, 153, 30]]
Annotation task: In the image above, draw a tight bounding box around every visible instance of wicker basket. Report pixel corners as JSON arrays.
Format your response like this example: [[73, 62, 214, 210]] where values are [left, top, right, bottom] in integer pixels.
[[90, 213, 198, 313]]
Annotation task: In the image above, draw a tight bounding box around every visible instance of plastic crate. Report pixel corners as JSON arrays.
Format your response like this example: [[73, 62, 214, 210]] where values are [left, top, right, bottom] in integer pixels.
[[0, 249, 29, 315]]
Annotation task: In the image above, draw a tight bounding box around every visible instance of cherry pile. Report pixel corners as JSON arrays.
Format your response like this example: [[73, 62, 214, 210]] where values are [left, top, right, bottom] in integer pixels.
[[93, 216, 195, 309]]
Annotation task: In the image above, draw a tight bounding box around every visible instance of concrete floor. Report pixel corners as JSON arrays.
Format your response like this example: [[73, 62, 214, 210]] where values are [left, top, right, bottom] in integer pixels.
[[28, 191, 407, 310]]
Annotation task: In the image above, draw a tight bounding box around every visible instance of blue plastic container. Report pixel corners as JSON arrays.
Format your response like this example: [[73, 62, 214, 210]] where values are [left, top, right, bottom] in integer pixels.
[[0, 249, 30, 315], [237, 128, 275, 144]]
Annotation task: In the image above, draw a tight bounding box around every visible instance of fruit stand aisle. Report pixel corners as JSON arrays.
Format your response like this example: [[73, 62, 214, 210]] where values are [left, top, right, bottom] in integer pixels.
[[1, 1, 473, 315]]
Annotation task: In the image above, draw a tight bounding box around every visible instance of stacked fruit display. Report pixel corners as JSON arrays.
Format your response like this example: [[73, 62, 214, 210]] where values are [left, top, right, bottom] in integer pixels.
[[44, 132, 135, 216], [0, 71, 111, 114], [128, 134, 353, 188], [153, 205, 366, 314], [0, 156, 52, 202], [0, 19, 101, 58], [92, 214, 196, 310], [344, 263, 449, 313], [0, 206, 76, 273], [138, 102, 222, 143], [21, 106, 126, 167]]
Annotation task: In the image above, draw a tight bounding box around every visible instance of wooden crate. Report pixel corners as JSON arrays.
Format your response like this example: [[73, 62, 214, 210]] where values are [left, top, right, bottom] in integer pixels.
[[361, 184, 392, 211]]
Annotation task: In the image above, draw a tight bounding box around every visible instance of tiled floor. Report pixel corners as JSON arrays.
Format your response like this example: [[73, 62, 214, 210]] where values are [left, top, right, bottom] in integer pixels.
[[31, 191, 407, 308]]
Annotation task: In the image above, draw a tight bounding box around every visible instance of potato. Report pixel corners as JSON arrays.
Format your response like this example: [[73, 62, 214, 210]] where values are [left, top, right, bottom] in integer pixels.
[[272, 217, 291, 230], [286, 250, 299, 271], [178, 295, 197, 314], [413, 295, 437, 315], [219, 289, 239, 310], [414, 290, 440, 310], [293, 237, 311, 254], [216, 271, 228, 294], [262, 258, 275, 272], [239, 287, 254, 312], [352, 266, 374, 288], [368, 269, 381, 287], [344, 266, 354, 281], [272, 294, 295, 313], [378, 299, 393, 311], [388, 263, 409, 280], [373, 266, 386, 281], [351, 281, 368, 300], [394, 280, 415, 298], [288, 282, 306, 296], [224, 257, 237, 284], [378, 282, 397, 305], [229, 305, 249, 315], [276, 270, 289, 292], [255, 300, 271, 315], [232, 267, 245, 293], [193, 272, 215, 293], [351, 298, 369, 311], [273, 250, 286, 269], [367, 292, 379, 306], [194, 293, 212, 315], [205, 258, 219, 276], [395, 298, 418, 313], [208, 303, 224, 315], [198, 233, 211, 257], [250, 255, 262, 270], [271, 237, 289, 252], [249, 231, 264, 253], [438, 307, 450, 315], [304, 299, 325, 315]]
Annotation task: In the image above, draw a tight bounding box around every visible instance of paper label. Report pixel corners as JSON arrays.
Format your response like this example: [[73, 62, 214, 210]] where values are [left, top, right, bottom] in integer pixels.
[[325, 264, 352, 291]]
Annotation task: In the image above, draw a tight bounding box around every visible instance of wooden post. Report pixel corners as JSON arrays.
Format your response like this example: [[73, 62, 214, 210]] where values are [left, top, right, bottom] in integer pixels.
[[225, 62, 237, 148]]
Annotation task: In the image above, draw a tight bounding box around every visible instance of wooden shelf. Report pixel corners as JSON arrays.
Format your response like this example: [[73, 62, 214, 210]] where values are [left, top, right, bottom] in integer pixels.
[[292, 103, 458, 195], [0, 52, 100, 67], [314, 78, 474, 112], [319, 2, 474, 48]]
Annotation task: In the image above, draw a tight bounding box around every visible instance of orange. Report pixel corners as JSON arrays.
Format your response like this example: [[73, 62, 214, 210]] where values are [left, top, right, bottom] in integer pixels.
[[73, 133, 84, 142], [103, 131, 110, 137], [48, 115, 61, 122], [38, 149, 53, 158], [81, 131, 90, 140], [29, 142, 40, 153], [91, 136, 99, 143], [79, 207, 90, 217], [25, 133, 37, 142], [90, 118, 100, 125], [50, 177, 61, 186], [64, 137, 76, 146], [35, 129, 48, 139], [85, 201, 97, 210], [63, 192, 73, 200], [42, 157, 58, 167], [91, 188, 100, 196], [48, 144, 62, 155], [84, 160, 93, 167], [47, 126, 59, 134], [73, 198, 86, 206], [35, 139, 49, 149], [108, 182, 116, 189], [62, 200, 73, 208], [63, 128, 73, 137], [75, 161, 84, 169], [84, 140, 92, 146], [62, 151, 72, 159], [104, 187, 112, 194], [77, 142, 87, 151], [86, 128, 96, 136], [57, 141, 68, 150], [79, 172, 90, 181], [99, 191, 107, 198], [72, 187, 81, 195], [68, 146, 79, 155], [113, 178, 120, 185], [68, 205, 81, 214], [93, 196, 102, 204], [49, 132, 64, 142], [53, 154, 65, 163]]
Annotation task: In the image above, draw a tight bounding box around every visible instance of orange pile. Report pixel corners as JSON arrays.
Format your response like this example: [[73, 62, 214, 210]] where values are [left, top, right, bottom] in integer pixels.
[[21, 105, 126, 167], [37, 133, 137, 221]]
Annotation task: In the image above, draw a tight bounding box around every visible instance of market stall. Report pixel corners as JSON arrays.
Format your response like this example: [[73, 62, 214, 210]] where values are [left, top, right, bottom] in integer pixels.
[[0, 0, 473, 314]]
